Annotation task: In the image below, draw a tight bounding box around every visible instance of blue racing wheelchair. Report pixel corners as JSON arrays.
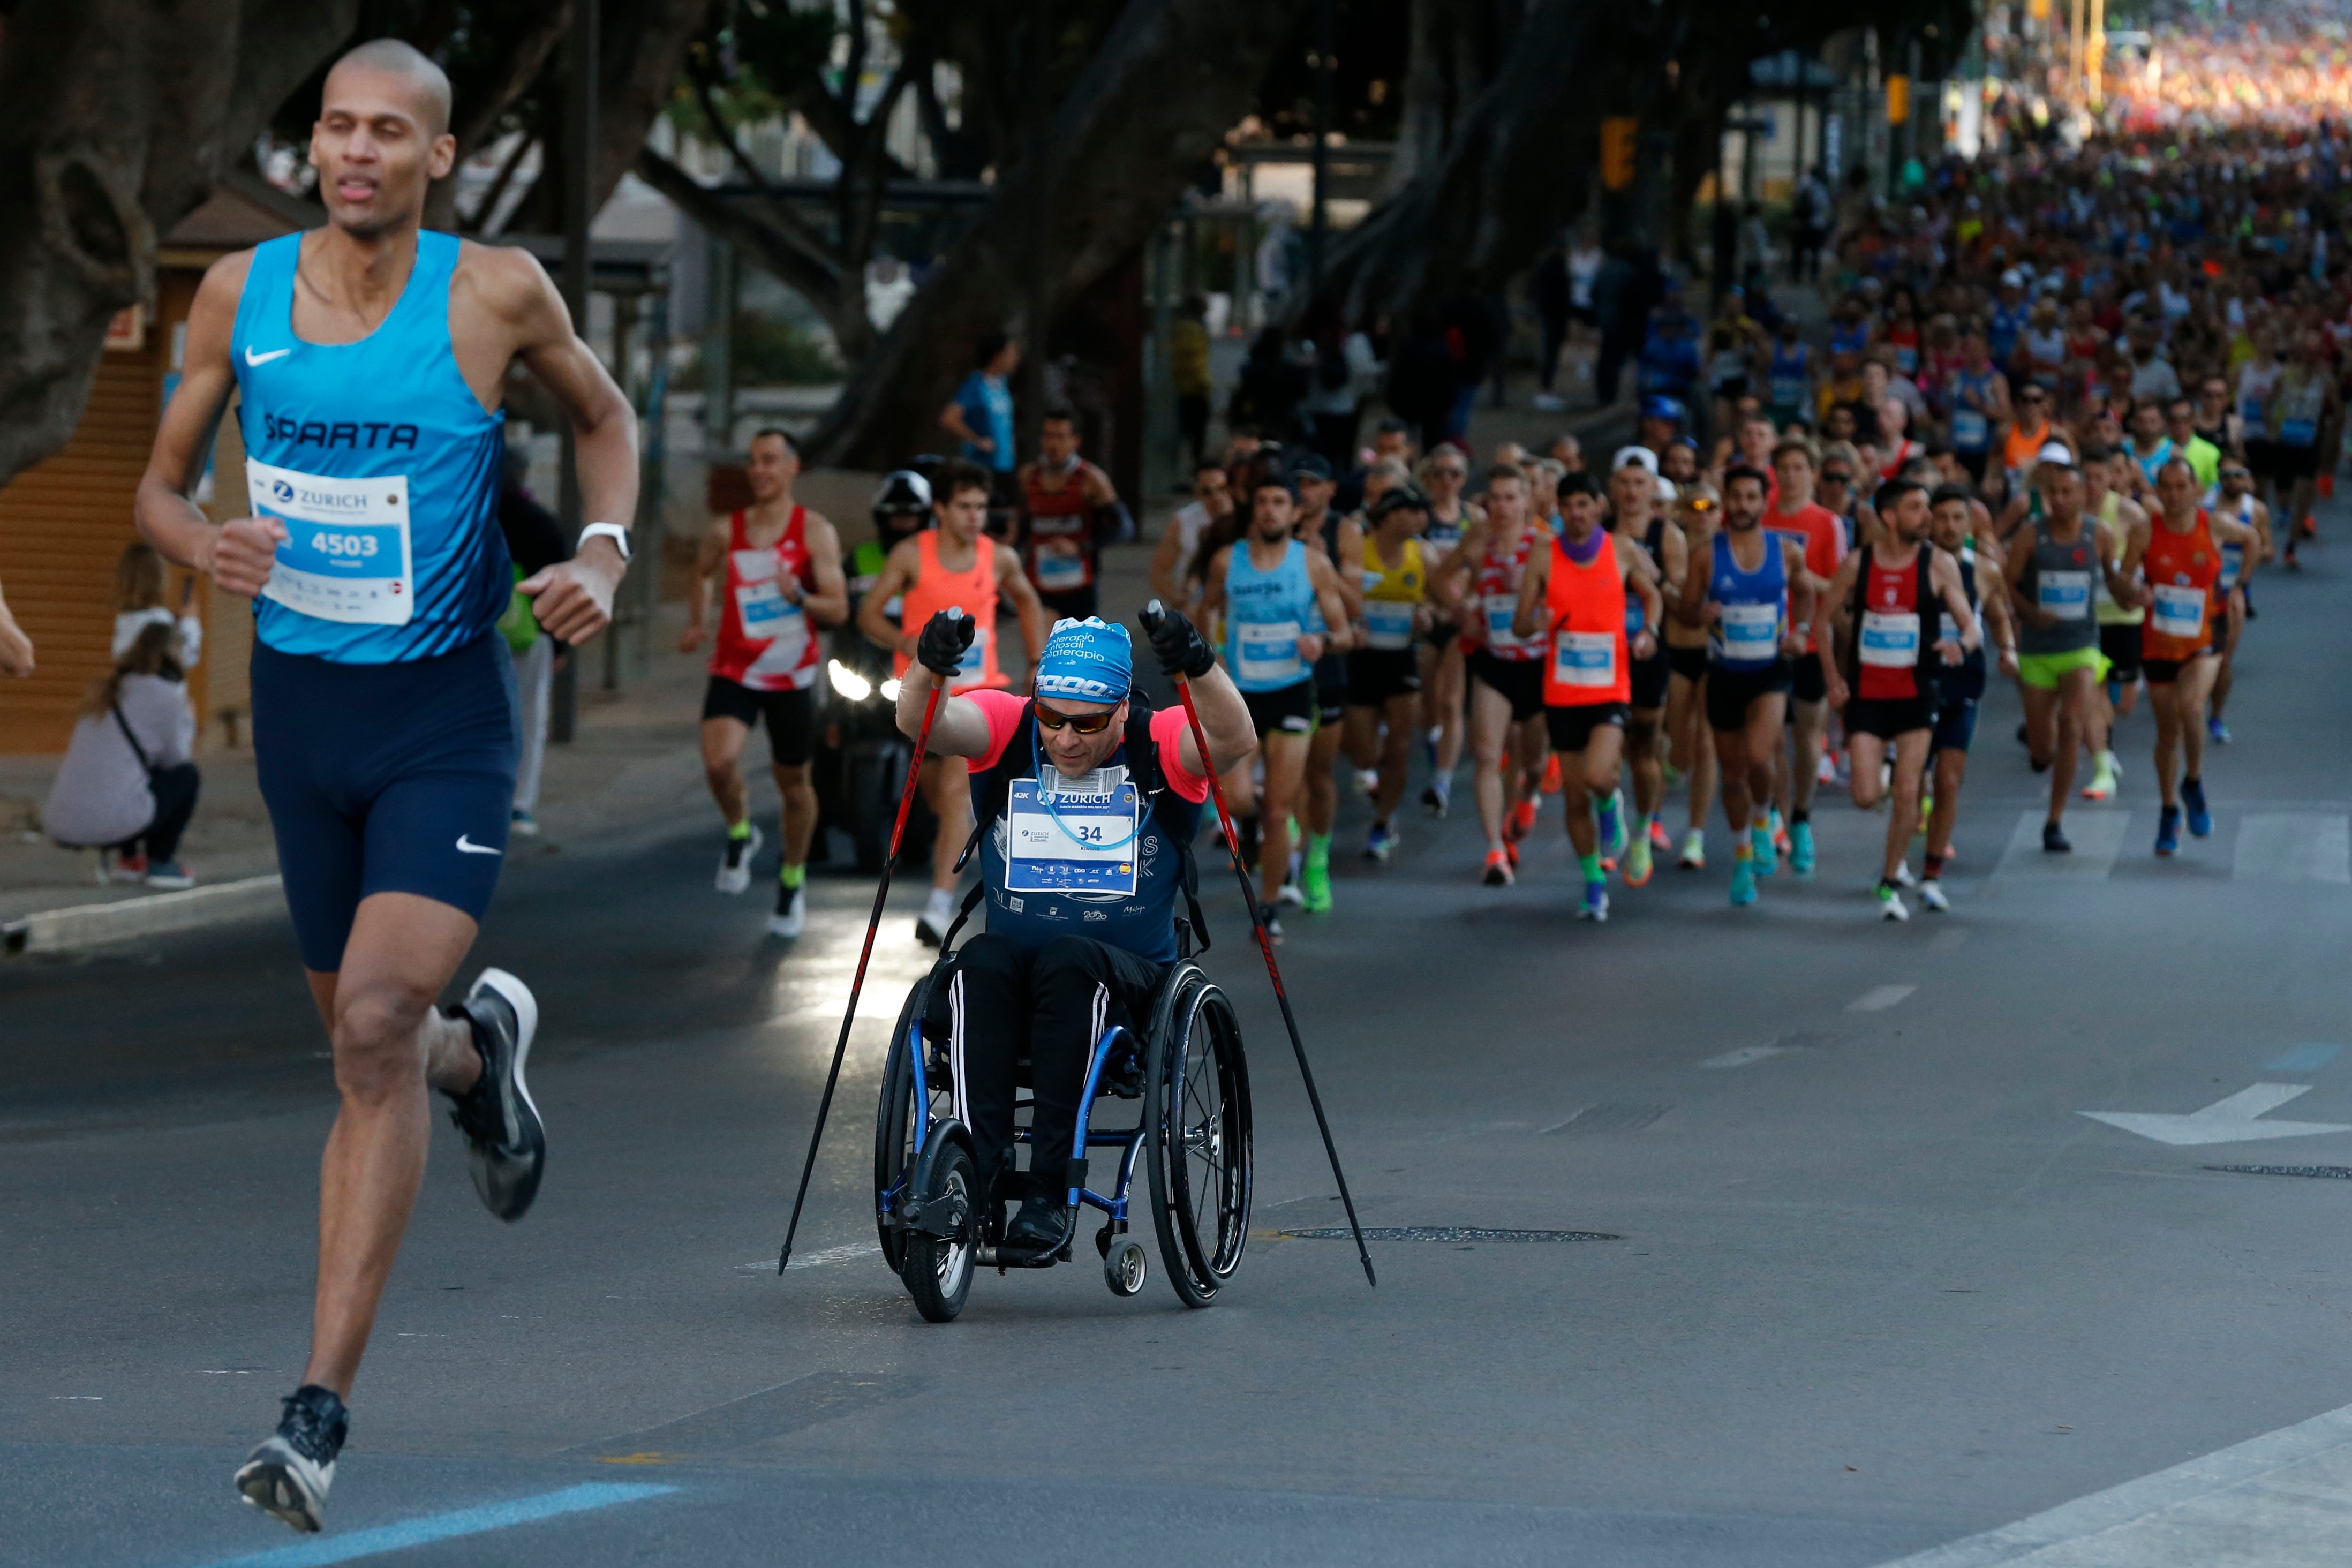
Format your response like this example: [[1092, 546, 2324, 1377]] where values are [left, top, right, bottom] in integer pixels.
[[874, 958, 1253, 1322]]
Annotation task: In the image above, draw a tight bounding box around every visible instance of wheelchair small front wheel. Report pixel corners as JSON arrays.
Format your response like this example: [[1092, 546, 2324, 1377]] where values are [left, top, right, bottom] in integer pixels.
[[1144, 977, 1254, 1308], [1104, 1237, 1149, 1297], [901, 1141, 977, 1323]]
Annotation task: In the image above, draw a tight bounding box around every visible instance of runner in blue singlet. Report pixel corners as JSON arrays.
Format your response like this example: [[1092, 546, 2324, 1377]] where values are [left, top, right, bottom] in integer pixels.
[[133, 40, 639, 1534]]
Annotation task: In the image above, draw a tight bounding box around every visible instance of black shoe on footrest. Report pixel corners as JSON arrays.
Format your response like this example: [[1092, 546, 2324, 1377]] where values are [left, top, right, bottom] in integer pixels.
[[1004, 1195, 1070, 1252]]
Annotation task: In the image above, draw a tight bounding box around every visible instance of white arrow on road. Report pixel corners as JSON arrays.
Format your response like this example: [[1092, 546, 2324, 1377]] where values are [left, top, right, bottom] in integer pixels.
[[2080, 1083, 2352, 1147]]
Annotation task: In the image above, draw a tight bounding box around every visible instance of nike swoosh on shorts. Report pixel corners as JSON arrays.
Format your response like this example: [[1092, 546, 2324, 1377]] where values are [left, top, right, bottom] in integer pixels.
[[456, 835, 503, 856]]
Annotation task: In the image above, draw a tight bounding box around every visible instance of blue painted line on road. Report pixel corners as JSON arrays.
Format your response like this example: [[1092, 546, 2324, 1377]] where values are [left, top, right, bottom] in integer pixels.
[[2266, 1042, 2342, 1073], [191, 1482, 677, 1568]]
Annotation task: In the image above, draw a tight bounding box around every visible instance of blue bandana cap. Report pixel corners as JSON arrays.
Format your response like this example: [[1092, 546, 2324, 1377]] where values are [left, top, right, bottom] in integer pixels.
[[1033, 617, 1132, 703]]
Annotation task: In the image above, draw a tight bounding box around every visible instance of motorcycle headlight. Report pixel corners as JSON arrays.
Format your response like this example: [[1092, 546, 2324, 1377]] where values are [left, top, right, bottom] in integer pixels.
[[828, 659, 873, 702], [880, 678, 902, 702]]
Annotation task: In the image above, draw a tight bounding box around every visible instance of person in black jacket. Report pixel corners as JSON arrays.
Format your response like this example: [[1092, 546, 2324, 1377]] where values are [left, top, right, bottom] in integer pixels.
[[1228, 326, 1310, 446]]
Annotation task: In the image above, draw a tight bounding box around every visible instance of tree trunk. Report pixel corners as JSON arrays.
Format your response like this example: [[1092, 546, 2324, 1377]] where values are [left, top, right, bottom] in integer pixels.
[[1316, 0, 1650, 324], [633, 146, 878, 363], [1388, 0, 1520, 193], [595, 0, 711, 205], [806, 0, 1311, 469], [0, 0, 361, 493], [425, 2, 574, 232]]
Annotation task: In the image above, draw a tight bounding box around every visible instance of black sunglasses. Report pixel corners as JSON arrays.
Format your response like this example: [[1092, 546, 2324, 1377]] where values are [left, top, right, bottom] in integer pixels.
[[1035, 702, 1119, 735], [1821, 469, 1854, 483]]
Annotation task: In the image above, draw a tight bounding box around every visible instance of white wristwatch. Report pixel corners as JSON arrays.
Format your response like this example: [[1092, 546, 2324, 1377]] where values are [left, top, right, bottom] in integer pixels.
[[578, 522, 632, 563]]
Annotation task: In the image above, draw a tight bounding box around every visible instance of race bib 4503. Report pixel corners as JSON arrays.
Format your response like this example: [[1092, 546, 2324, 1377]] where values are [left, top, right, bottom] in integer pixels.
[[248, 460, 413, 627]]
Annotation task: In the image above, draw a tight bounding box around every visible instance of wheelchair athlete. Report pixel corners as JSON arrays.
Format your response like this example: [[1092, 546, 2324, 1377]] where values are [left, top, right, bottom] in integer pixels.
[[897, 605, 1256, 1254]]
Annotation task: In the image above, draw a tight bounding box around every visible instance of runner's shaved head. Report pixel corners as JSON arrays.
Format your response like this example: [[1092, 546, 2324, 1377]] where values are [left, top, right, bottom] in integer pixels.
[[326, 39, 453, 138]]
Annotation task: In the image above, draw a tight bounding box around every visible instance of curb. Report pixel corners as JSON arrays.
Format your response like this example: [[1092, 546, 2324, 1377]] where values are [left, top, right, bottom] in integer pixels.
[[3, 875, 285, 956]]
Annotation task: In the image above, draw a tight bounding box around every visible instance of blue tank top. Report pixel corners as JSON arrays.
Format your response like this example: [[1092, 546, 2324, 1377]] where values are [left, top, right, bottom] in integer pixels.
[[231, 231, 509, 664], [973, 712, 1203, 965], [1222, 538, 1318, 692], [1707, 529, 1786, 670], [1949, 370, 1995, 453], [1766, 341, 1810, 410]]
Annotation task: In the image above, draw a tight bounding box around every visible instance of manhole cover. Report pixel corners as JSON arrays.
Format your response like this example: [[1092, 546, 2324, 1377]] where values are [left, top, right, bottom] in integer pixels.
[[2206, 1165, 2352, 1180], [1278, 1226, 1620, 1242]]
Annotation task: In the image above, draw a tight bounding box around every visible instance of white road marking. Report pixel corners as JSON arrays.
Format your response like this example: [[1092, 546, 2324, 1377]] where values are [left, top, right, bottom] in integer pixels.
[[1996, 808, 2128, 879], [2234, 813, 2352, 883], [1848, 984, 1917, 1012], [736, 1242, 884, 1275], [1878, 1397, 2352, 1566], [1699, 1045, 1786, 1069], [2079, 1083, 2352, 1147]]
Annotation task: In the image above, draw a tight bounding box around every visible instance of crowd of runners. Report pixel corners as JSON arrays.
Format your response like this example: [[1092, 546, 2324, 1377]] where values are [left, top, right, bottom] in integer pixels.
[[685, 128, 2341, 930]]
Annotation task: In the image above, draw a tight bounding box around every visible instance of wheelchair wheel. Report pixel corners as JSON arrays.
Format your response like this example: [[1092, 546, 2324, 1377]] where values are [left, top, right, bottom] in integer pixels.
[[1143, 971, 1253, 1307], [900, 1136, 977, 1323], [875, 971, 948, 1273]]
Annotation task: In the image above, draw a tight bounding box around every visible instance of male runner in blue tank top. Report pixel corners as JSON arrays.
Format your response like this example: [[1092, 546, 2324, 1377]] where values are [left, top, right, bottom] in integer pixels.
[[133, 40, 639, 1534], [1674, 465, 1815, 908]]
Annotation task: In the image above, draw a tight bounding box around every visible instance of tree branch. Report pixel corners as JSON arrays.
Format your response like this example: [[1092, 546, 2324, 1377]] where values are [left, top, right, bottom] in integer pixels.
[[634, 145, 864, 345], [463, 133, 538, 235]]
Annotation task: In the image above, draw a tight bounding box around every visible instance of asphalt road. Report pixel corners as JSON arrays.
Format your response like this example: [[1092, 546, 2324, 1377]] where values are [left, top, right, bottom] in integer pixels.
[[9, 524, 2352, 1568]]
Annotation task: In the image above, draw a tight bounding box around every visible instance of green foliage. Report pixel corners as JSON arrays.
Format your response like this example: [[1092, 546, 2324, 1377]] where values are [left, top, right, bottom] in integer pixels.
[[673, 0, 841, 135], [676, 312, 841, 388]]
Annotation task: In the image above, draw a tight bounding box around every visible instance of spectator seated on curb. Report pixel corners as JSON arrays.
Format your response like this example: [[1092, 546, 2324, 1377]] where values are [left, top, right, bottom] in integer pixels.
[[41, 622, 201, 890]]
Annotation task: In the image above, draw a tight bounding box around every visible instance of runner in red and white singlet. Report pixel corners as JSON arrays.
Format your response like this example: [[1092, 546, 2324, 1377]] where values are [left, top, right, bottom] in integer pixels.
[[680, 429, 849, 936]]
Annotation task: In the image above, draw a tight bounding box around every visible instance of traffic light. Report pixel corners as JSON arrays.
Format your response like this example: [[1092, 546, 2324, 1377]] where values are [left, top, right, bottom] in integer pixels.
[[1885, 74, 1911, 124], [1601, 117, 1638, 191]]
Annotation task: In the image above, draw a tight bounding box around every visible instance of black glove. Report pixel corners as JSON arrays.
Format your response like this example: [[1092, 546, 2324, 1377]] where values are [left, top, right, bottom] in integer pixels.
[[1140, 600, 1215, 680], [916, 608, 975, 677]]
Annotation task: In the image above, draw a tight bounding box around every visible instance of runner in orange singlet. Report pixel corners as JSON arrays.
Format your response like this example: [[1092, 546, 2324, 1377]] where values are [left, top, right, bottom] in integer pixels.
[[859, 459, 1049, 943], [2123, 457, 2256, 858], [1511, 471, 1662, 922]]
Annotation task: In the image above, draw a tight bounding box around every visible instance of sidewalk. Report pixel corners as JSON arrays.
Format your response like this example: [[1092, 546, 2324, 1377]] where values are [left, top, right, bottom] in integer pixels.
[[0, 606, 725, 930]]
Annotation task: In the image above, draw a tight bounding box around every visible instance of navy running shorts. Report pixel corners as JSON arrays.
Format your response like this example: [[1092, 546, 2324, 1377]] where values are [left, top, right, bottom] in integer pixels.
[[252, 632, 519, 973], [1931, 696, 1979, 755]]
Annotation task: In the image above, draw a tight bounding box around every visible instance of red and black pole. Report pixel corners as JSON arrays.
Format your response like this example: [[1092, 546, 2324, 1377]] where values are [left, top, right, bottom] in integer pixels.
[[777, 662, 945, 1273], [1147, 601, 1374, 1287]]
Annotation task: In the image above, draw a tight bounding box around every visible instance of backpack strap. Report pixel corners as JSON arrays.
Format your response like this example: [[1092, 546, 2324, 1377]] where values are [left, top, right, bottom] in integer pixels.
[[112, 704, 155, 777], [1124, 697, 1212, 957]]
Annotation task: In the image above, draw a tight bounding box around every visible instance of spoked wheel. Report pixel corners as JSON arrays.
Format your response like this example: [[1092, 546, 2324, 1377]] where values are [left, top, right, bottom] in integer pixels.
[[900, 1137, 976, 1323], [875, 973, 949, 1273], [1143, 971, 1253, 1307]]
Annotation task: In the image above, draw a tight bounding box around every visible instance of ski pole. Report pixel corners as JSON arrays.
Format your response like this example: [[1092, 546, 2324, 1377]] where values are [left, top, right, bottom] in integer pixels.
[[778, 636, 949, 1272], [1143, 601, 1375, 1287]]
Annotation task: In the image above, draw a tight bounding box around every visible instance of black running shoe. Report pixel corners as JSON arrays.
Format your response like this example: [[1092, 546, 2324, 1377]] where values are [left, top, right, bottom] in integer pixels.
[[1004, 1194, 1070, 1252], [2043, 821, 2072, 854], [234, 1384, 348, 1534], [445, 969, 545, 1222]]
